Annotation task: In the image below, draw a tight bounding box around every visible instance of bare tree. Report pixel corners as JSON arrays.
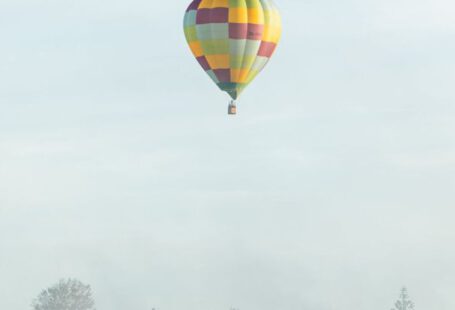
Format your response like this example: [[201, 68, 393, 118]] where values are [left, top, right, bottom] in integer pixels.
[[32, 278, 96, 310], [391, 287, 415, 310]]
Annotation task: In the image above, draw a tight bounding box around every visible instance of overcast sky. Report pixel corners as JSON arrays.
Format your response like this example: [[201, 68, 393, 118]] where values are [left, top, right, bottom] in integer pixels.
[[1, 0, 454, 309]]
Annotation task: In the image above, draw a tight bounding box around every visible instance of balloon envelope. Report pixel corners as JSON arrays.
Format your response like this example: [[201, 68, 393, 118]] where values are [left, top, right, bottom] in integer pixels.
[[184, 0, 282, 100]]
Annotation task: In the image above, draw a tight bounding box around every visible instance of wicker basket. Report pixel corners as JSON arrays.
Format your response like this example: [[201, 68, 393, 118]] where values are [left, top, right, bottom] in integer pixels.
[[228, 103, 237, 115]]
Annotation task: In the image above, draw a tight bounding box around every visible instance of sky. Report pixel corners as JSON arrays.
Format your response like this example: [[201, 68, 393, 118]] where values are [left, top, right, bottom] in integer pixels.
[[0, 0, 454, 309]]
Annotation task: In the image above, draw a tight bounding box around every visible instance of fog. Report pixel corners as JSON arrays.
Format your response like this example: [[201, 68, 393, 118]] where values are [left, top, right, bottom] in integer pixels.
[[0, 0, 454, 309]]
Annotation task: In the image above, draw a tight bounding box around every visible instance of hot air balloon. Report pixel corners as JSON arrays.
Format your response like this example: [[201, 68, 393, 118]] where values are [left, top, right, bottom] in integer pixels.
[[183, 0, 282, 115]]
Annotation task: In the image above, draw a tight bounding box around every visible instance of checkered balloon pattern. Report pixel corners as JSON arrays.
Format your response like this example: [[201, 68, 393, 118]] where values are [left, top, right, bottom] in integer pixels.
[[184, 0, 282, 100]]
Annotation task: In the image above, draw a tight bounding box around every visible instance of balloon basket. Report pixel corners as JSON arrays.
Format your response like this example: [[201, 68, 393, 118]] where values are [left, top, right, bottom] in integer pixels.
[[228, 101, 237, 115]]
